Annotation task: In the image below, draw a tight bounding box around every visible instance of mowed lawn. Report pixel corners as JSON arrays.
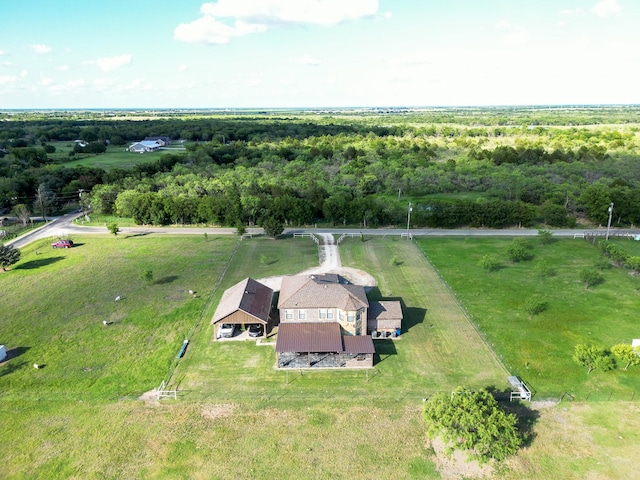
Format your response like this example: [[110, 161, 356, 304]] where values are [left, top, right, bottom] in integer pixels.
[[2, 234, 640, 479], [174, 236, 508, 402], [417, 236, 640, 400]]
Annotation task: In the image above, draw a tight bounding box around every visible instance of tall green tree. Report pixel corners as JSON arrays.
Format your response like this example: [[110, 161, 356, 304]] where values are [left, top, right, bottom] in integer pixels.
[[422, 387, 522, 463], [0, 244, 21, 271]]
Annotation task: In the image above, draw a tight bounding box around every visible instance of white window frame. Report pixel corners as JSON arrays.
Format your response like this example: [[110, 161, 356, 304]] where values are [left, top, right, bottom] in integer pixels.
[[318, 309, 327, 319], [285, 310, 293, 320], [298, 310, 306, 320]]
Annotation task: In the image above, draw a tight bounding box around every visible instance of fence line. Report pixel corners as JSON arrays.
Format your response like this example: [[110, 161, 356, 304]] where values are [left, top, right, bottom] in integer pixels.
[[337, 233, 361, 244], [412, 242, 511, 378], [294, 232, 319, 244], [157, 237, 244, 395]]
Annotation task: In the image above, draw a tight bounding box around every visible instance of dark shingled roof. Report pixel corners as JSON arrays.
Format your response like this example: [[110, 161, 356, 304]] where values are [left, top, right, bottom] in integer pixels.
[[276, 322, 375, 354], [211, 278, 273, 324], [278, 274, 368, 311], [342, 335, 375, 354]]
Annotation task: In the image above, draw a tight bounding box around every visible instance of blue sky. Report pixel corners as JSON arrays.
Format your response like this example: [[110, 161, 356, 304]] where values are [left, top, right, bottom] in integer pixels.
[[0, 0, 638, 108]]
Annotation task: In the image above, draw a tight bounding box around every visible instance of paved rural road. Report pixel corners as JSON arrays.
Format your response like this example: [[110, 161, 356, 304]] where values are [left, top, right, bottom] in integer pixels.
[[6, 212, 640, 248]]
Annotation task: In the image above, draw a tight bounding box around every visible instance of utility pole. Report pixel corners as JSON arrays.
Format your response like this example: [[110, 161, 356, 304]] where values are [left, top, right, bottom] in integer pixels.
[[606, 202, 614, 240], [406, 202, 412, 239]]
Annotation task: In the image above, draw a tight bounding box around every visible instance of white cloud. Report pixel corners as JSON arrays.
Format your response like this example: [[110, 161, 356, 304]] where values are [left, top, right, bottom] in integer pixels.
[[57, 65, 69, 71], [32, 44, 52, 54], [1, 61, 12, 67], [177, 64, 188, 72], [291, 54, 321, 66], [175, 16, 267, 44], [592, 0, 621, 17], [495, 20, 529, 46], [40, 77, 54, 86], [48, 78, 85, 94], [201, 0, 378, 26], [84, 54, 132, 72], [20, 70, 28, 78], [0, 49, 5, 55], [0, 75, 17, 85], [176, 0, 378, 44], [559, 8, 586, 16]]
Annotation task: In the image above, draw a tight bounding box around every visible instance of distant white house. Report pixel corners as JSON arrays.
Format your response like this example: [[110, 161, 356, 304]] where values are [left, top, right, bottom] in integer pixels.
[[128, 140, 161, 153]]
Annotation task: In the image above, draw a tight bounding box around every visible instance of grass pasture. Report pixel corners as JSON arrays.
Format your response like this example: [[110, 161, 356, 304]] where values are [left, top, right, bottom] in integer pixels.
[[2, 234, 640, 478], [417, 236, 640, 400], [47, 141, 181, 169]]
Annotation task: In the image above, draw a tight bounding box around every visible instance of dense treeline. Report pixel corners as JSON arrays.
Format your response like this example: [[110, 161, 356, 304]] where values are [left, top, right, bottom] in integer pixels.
[[1, 108, 639, 229]]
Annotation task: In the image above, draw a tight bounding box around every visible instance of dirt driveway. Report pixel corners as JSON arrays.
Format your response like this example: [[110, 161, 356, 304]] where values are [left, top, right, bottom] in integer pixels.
[[257, 233, 376, 291]]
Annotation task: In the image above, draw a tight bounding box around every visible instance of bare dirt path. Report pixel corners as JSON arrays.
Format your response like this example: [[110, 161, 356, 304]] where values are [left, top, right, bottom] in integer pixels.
[[257, 233, 376, 291]]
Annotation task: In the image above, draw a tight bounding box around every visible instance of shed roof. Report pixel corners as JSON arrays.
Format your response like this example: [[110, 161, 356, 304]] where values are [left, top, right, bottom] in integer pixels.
[[342, 335, 375, 354], [211, 278, 273, 325], [276, 322, 375, 354], [278, 274, 368, 311], [276, 322, 343, 353], [367, 301, 403, 321]]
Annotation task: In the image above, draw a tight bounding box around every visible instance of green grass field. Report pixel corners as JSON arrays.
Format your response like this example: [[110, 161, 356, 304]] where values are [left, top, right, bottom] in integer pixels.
[[47, 141, 186, 169], [1, 234, 639, 479], [417, 236, 640, 400]]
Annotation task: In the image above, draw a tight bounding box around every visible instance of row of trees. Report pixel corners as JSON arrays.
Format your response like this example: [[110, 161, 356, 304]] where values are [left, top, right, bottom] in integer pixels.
[[573, 343, 640, 374], [2, 110, 640, 228]]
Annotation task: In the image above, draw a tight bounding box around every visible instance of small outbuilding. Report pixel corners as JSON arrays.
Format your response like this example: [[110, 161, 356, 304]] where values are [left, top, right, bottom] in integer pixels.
[[211, 278, 273, 339], [368, 300, 403, 338]]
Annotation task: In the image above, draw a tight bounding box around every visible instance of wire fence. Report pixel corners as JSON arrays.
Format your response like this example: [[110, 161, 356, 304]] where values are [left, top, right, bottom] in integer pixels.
[[160, 237, 244, 389], [412, 241, 640, 404], [412, 241, 511, 378]]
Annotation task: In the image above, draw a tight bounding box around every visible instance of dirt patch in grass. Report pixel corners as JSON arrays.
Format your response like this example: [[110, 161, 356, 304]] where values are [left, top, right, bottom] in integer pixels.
[[139, 389, 160, 406], [201, 403, 237, 420], [430, 437, 493, 479]]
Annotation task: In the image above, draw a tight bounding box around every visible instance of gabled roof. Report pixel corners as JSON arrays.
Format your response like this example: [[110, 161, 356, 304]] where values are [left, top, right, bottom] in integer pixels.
[[211, 278, 273, 324], [367, 301, 403, 320], [278, 274, 368, 311]]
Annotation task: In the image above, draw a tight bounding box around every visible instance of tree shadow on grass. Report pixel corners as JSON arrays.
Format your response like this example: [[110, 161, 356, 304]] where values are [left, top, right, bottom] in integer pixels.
[[16, 256, 64, 270], [125, 232, 152, 239], [486, 385, 540, 448], [0, 360, 27, 378], [155, 275, 178, 285]]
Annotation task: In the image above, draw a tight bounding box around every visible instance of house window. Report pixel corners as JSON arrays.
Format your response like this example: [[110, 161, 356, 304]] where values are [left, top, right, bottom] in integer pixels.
[[347, 312, 355, 323], [298, 310, 306, 320], [327, 309, 334, 319], [318, 309, 327, 319], [339, 310, 345, 321], [285, 310, 293, 320]]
